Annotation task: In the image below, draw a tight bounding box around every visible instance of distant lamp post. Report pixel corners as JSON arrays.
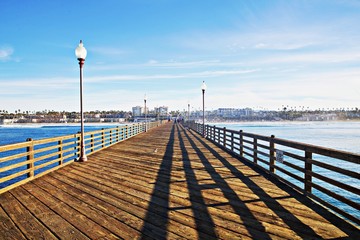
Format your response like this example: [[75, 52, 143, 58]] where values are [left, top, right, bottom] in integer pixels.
[[75, 40, 88, 162], [144, 94, 147, 132], [188, 101, 190, 122], [201, 81, 207, 137]]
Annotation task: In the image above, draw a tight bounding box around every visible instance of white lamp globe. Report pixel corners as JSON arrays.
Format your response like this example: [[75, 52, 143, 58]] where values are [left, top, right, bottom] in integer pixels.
[[75, 40, 87, 59], [201, 81, 207, 91]]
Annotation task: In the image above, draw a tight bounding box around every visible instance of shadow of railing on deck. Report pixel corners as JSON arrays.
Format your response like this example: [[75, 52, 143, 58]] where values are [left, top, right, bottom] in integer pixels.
[[174, 124, 218, 239], [178, 124, 274, 239], [140, 124, 175, 239], [185, 125, 360, 238]]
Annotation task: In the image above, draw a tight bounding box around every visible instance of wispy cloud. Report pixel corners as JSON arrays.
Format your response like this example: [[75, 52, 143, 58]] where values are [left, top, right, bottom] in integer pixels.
[[85, 69, 258, 82], [0, 46, 14, 61], [90, 59, 247, 72], [254, 42, 313, 50]]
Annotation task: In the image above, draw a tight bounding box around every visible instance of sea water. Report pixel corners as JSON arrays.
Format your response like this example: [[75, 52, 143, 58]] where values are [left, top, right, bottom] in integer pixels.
[[0, 123, 121, 146], [214, 121, 360, 154]]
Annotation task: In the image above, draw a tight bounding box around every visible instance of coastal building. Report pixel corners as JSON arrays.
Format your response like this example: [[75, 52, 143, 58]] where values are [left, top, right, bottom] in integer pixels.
[[132, 106, 143, 117], [154, 106, 168, 116], [217, 108, 253, 118]]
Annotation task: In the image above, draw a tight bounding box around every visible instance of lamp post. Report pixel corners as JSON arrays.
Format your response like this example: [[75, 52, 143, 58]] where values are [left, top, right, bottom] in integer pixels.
[[75, 40, 88, 162], [188, 102, 190, 122], [144, 94, 147, 132], [201, 81, 207, 137]]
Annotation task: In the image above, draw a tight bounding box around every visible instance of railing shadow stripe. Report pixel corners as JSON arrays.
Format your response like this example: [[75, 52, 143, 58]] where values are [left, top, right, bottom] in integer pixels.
[[184, 124, 331, 239], [178, 124, 275, 239]]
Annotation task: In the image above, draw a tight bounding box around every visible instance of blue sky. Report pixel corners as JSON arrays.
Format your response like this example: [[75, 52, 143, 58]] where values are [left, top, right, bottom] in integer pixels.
[[1, 0, 360, 112]]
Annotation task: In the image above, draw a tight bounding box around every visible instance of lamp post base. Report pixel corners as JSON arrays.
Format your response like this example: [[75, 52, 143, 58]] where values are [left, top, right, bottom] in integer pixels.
[[78, 155, 88, 162]]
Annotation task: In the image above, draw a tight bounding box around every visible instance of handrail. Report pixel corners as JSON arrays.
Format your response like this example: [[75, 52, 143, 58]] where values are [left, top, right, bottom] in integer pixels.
[[188, 121, 360, 225], [0, 121, 164, 194]]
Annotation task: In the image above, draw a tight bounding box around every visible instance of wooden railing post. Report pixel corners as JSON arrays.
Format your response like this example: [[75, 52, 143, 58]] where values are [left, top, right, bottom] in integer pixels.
[[239, 130, 244, 157], [231, 132, 234, 152], [109, 130, 112, 145], [116, 127, 119, 142], [270, 135, 276, 173], [213, 125, 215, 141], [210, 125, 215, 141], [253, 138, 258, 164], [305, 151, 313, 195], [101, 128, 105, 148], [125, 125, 128, 139], [75, 133, 80, 160], [90, 134, 94, 152], [26, 138, 34, 178], [223, 127, 226, 148], [58, 139, 63, 165]]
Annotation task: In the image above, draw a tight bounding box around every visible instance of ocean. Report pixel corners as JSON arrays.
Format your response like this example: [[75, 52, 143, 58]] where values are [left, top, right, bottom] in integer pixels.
[[214, 121, 360, 154], [0, 123, 122, 146]]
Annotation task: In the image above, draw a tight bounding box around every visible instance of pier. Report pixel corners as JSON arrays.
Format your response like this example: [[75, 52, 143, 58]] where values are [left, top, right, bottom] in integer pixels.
[[0, 122, 359, 239]]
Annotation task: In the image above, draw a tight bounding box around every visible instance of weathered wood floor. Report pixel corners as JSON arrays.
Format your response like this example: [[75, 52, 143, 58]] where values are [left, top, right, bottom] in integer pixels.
[[1, 123, 359, 239]]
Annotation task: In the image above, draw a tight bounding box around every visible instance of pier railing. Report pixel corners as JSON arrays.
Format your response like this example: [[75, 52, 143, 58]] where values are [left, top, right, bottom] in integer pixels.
[[0, 121, 163, 194], [189, 122, 360, 225]]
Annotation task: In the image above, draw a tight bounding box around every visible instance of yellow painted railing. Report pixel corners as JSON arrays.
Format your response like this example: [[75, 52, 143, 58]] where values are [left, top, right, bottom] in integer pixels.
[[0, 121, 164, 194]]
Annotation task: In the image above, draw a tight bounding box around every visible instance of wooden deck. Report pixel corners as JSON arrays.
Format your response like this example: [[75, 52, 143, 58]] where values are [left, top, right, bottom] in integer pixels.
[[1, 123, 359, 239]]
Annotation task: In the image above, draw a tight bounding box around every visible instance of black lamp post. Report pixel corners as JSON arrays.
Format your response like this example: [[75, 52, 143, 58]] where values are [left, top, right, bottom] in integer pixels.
[[144, 94, 147, 132], [188, 102, 190, 122], [201, 81, 207, 137], [75, 40, 88, 162]]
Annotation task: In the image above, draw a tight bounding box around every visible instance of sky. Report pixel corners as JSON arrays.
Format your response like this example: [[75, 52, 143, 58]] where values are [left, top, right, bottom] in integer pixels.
[[0, 0, 360, 113]]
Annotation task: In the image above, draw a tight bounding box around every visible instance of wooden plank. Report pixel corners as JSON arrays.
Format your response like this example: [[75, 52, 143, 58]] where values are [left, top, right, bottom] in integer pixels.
[[310, 158, 360, 179], [0, 168, 31, 184], [0, 151, 29, 164], [10, 186, 90, 240], [58, 165, 281, 239], [0, 192, 56, 239], [46, 172, 212, 240], [273, 137, 360, 164], [71, 157, 336, 239], [0, 142, 30, 152], [0, 205, 26, 240], [25, 179, 138, 239], [0, 159, 33, 172]]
